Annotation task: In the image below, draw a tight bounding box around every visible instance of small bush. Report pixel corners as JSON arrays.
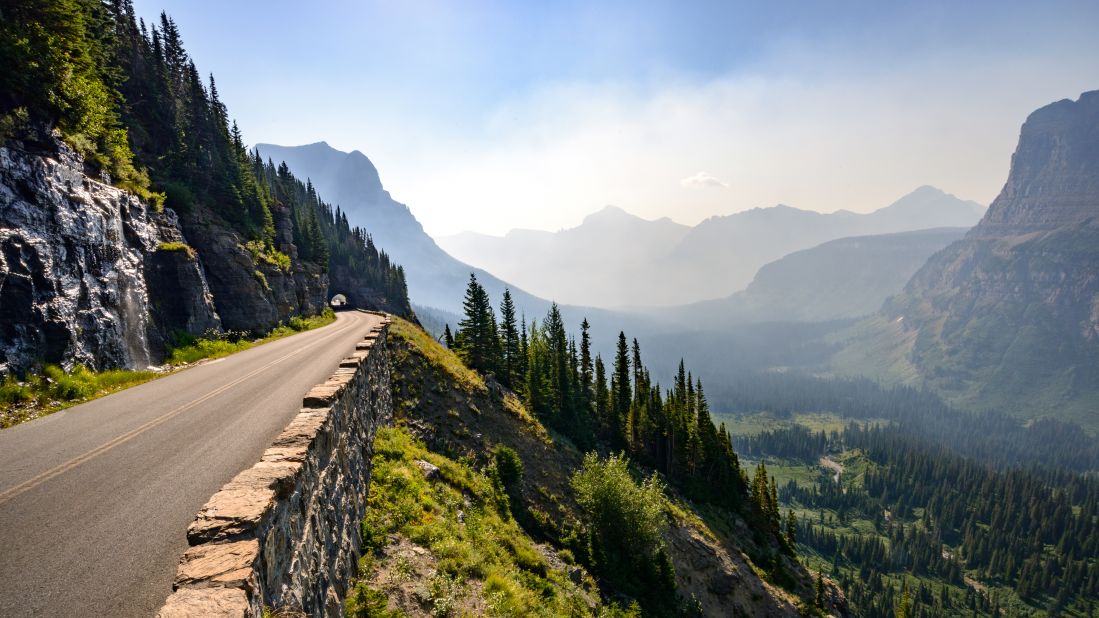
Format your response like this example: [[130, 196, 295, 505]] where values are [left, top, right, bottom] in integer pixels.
[[428, 571, 464, 617], [571, 452, 667, 559], [345, 585, 406, 618], [493, 445, 524, 493], [0, 375, 34, 404], [162, 180, 196, 213], [244, 240, 292, 272], [156, 241, 196, 258], [571, 452, 678, 614]]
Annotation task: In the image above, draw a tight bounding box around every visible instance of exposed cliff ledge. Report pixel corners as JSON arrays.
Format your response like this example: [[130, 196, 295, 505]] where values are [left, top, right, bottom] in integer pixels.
[[978, 90, 1099, 235], [158, 314, 392, 618], [0, 141, 220, 375]]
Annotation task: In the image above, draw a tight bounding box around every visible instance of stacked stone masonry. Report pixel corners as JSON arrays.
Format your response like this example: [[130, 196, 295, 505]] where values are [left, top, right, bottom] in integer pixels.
[[158, 312, 393, 617]]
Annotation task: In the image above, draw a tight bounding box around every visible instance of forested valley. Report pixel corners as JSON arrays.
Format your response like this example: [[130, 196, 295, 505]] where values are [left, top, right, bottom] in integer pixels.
[[725, 375, 1099, 617]]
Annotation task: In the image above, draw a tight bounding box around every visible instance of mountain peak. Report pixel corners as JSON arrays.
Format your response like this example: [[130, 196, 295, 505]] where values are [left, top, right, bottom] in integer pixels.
[[979, 89, 1099, 234], [873, 185, 985, 223], [580, 205, 647, 227]]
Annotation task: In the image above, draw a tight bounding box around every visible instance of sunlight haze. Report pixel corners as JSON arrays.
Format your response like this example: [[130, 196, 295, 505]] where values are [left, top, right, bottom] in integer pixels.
[[133, 0, 1099, 235]]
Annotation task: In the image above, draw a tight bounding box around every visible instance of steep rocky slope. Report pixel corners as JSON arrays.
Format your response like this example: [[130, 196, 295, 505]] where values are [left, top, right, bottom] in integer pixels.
[[361, 318, 847, 617], [0, 140, 220, 374], [840, 90, 1099, 426], [0, 136, 403, 376], [173, 200, 328, 335], [255, 142, 521, 316]]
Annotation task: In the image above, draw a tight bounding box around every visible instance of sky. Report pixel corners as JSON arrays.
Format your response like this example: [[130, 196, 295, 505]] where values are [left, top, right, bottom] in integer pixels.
[[132, 1, 1099, 236]]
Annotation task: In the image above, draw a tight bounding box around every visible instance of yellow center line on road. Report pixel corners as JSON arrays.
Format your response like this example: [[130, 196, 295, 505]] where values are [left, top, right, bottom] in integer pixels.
[[0, 314, 370, 506]]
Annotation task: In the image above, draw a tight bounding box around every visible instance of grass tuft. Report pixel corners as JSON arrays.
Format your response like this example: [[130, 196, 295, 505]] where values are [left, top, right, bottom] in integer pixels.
[[1, 309, 338, 429], [156, 241, 196, 258], [388, 318, 486, 394], [0, 365, 158, 428]]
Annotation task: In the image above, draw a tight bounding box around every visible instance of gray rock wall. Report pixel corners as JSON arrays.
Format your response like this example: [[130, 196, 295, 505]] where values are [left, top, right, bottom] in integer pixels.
[[174, 207, 329, 336], [158, 314, 393, 618], [0, 141, 221, 375]]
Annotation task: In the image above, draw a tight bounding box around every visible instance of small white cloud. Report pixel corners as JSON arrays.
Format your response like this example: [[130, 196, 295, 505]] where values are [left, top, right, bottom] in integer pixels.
[[680, 171, 728, 189]]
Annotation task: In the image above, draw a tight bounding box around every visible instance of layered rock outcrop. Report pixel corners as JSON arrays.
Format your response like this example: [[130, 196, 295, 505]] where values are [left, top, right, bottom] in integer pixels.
[[0, 141, 220, 375], [159, 315, 393, 618], [978, 90, 1099, 235], [881, 90, 1099, 423], [0, 138, 333, 375], [179, 204, 327, 334]]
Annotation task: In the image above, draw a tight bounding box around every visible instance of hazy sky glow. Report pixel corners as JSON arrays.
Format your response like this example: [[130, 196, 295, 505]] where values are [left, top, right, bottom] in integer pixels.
[[133, 0, 1099, 236]]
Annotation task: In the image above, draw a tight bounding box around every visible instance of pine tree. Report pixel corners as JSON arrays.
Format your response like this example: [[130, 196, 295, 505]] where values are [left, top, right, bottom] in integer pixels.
[[499, 289, 520, 387], [456, 274, 495, 373], [611, 332, 631, 448], [896, 581, 911, 618], [594, 355, 608, 432], [579, 318, 593, 412], [443, 324, 454, 349], [816, 571, 826, 608], [544, 303, 571, 424]]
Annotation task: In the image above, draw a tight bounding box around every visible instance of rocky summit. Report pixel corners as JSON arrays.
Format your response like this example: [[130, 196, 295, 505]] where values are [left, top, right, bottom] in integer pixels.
[[880, 90, 1099, 425]]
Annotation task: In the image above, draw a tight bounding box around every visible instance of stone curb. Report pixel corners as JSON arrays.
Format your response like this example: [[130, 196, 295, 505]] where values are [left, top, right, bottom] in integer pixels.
[[157, 312, 392, 617]]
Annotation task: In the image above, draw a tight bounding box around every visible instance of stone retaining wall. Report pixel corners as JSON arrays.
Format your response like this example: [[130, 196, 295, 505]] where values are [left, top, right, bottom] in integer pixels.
[[158, 313, 393, 617]]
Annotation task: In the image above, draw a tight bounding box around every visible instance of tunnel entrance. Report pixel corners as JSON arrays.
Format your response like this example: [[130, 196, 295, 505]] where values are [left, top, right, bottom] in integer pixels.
[[329, 293, 349, 309]]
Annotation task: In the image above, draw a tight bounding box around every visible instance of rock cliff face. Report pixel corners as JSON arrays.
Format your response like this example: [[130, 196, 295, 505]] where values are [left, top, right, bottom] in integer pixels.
[[978, 91, 1099, 235], [881, 90, 1099, 423], [0, 141, 220, 375], [0, 138, 332, 375], [178, 205, 327, 334]]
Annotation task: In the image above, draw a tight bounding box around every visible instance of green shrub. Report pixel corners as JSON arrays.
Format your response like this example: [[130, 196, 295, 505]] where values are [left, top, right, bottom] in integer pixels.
[[244, 240, 292, 272], [571, 452, 678, 614], [571, 452, 667, 558], [0, 375, 34, 405], [162, 181, 196, 214], [492, 445, 524, 493], [428, 571, 463, 617], [345, 585, 406, 618], [156, 242, 196, 258]]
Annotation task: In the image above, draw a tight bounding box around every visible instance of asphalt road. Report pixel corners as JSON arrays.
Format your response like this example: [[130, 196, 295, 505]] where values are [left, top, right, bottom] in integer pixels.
[[0, 310, 384, 617]]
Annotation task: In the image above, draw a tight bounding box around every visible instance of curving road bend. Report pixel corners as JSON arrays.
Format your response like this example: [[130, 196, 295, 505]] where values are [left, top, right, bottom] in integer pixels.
[[0, 310, 385, 617]]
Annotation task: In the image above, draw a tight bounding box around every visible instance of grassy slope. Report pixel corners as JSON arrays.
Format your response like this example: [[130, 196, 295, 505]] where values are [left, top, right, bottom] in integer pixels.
[[353, 318, 829, 617]]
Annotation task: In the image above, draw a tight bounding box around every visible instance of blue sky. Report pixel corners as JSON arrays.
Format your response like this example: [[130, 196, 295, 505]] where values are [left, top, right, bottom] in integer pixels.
[[133, 1, 1099, 235]]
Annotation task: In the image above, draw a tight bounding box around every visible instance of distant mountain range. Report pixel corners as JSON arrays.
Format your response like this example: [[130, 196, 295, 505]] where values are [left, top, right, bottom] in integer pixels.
[[439, 186, 985, 307], [669, 227, 970, 326], [831, 90, 1099, 427]]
